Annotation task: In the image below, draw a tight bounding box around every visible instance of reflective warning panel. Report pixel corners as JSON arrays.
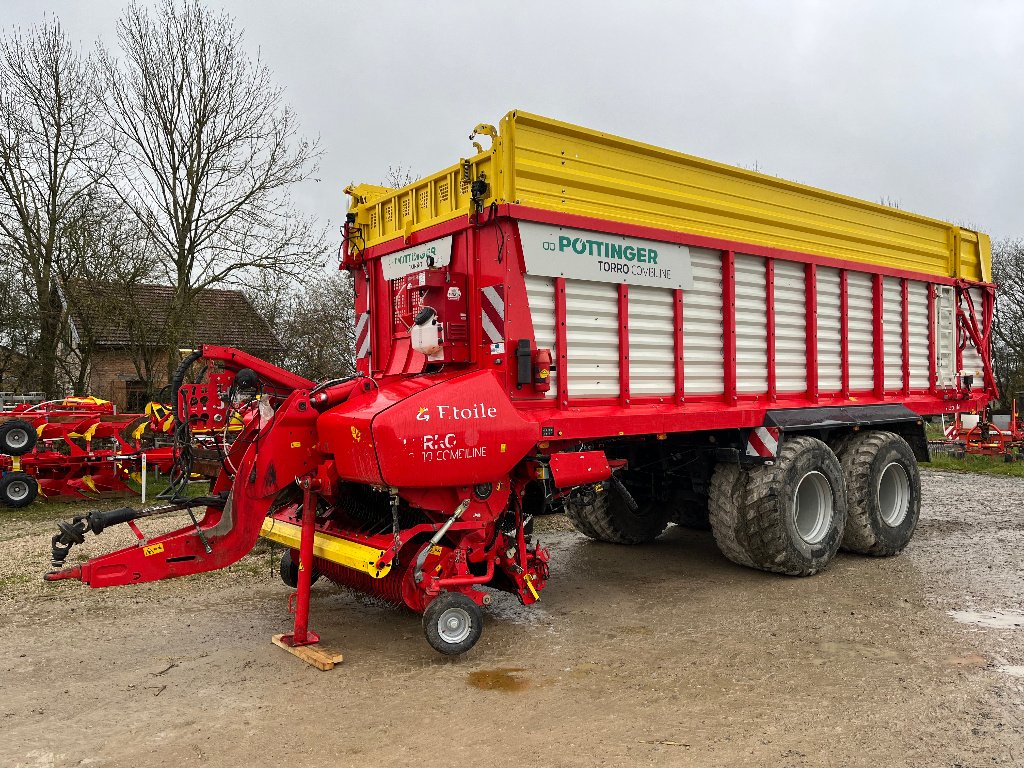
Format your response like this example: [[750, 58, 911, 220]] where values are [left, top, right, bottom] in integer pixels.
[[518, 222, 692, 290]]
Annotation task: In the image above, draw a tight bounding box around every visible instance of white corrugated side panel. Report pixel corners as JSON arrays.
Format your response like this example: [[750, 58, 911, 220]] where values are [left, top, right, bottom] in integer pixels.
[[565, 280, 619, 397], [935, 285, 955, 386], [683, 248, 724, 395], [628, 285, 675, 395], [816, 267, 842, 393], [774, 260, 806, 393], [524, 274, 557, 399], [847, 271, 874, 391], [734, 254, 767, 394], [907, 281, 930, 389], [961, 287, 985, 376], [883, 276, 904, 390]]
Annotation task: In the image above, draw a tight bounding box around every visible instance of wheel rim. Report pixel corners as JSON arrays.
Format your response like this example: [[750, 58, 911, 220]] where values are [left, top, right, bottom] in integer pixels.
[[6, 428, 28, 450], [877, 462, 910, 527], [437, 607, 473, 645], [793, 471, 833, 545], [6, 479, 29, 502]]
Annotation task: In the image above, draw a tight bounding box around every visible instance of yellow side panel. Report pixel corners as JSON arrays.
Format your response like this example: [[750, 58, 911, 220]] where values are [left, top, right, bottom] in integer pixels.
[[346, 150, 496, 251], [503, 111, 988, 281], [347, 110, 990, 282]]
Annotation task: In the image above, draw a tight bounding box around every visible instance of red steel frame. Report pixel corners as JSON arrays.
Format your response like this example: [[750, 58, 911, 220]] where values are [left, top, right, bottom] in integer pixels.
[[805, 263, 818, 403], [673, 289, 684, 405], [766, 259, 777, 403], [839, 269, 850, 399], [350, 204, 996, 443], [901, 279, 911, 397], [618, 283, 630, 406], [722, 250, 737, 406], [927, 285, 937, 395], [872, 273, 886, 399]]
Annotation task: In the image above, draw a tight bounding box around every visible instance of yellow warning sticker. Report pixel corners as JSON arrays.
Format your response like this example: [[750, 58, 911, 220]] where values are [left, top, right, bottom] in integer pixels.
[[430, 545, 443, 556], [290, 441, 301, 448], [143, 543, 164, 557]]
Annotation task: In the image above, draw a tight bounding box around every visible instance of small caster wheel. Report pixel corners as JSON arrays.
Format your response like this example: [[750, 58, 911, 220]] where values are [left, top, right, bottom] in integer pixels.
[[0, 471, 38, 508], [0, 419, 37, 456], [279, 548, 319, 589], [422, 591, 483, 655]]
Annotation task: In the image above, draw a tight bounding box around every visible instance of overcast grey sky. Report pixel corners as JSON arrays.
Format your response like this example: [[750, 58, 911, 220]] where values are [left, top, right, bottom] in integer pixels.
[[7, 0, 1024, 241]]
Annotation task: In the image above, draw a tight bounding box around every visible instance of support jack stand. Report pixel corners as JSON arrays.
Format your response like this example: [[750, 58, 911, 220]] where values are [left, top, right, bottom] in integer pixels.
[[272, 476, 343, 671]]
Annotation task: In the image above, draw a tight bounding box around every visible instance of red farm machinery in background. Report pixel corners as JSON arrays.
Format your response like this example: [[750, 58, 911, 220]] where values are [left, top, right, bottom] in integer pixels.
[[933, 392, 1024, 460], [42, 112, 998, 665], [0, 396, 176, 509]]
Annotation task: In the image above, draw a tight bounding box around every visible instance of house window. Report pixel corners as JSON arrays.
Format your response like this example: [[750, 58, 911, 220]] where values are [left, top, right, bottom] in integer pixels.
[[125, 380, 149, 413]]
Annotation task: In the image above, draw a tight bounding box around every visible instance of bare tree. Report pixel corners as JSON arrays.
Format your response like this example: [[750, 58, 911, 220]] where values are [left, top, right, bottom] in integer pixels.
[[992, 238, 1024, 409], [0, 258, 34, 390], [248, 271, 355, 382], [99, 0, 326, 378], [383, 165, 418, 188], [0, 18, 107, 396], [55, 188, 157, 394]]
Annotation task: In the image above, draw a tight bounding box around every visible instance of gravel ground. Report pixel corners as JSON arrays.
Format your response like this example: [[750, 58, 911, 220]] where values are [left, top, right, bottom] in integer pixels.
[[1, 469, 1023, 767]]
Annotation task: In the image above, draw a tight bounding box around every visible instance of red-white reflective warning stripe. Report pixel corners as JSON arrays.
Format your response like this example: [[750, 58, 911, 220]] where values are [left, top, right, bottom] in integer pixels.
[[943, 420, 957, 439], [746, 426, 781, 458], [481, 285, 505, 345], [355, 311, 370, 360]]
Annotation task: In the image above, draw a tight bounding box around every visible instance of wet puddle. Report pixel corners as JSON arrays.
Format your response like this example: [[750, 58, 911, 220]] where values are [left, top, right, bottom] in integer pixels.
[[949, 610, 1024, 629], [467, 667, 531, 692]]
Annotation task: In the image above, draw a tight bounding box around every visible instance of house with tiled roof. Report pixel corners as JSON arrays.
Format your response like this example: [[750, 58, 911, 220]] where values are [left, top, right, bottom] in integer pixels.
[[61, 282, 281, 411]]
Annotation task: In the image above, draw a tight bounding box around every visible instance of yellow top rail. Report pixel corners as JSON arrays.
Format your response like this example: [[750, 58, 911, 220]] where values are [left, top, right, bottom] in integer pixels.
[[347, 110, 991, 282]]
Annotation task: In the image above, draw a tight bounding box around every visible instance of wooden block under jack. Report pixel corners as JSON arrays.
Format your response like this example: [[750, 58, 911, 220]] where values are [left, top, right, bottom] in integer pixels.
[[271, 634, 344, 671]]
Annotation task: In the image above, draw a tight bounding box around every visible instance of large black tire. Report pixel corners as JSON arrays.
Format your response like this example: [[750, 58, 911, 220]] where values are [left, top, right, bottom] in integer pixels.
[[423, 592, 483, 656], [564, 481, 670, 544], [0, 419, 37, 456], [836, 431, 920, 556], [0, 472, 38, 508], [709, 436, 848, 576]]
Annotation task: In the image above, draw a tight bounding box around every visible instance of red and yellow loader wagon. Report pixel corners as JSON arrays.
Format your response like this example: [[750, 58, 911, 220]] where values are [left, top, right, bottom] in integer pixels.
[[46, 112, 995, 664]]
